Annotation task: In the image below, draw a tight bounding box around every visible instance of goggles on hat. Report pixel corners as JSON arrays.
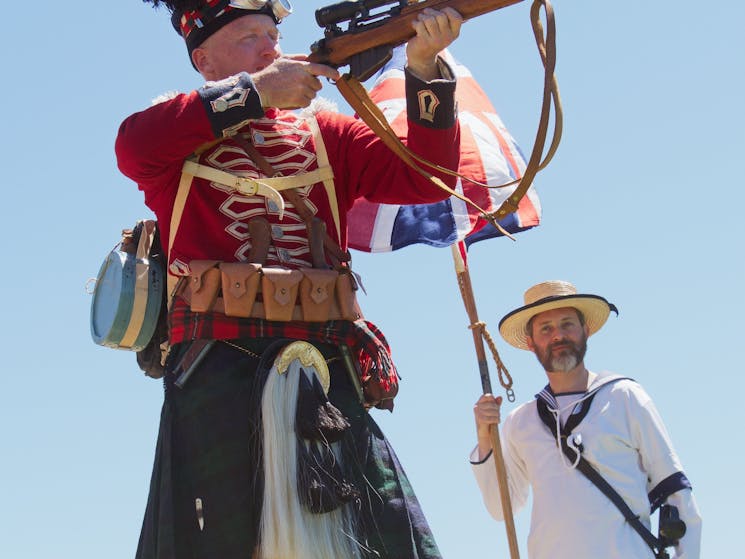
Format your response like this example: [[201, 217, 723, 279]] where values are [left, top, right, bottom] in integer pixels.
[[228, 0, 292, 21], [179, 0, 293, 42]]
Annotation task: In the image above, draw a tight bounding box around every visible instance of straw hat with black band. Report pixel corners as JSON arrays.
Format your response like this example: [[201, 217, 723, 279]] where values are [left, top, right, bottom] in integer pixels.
[[499, 280, 619, 350]]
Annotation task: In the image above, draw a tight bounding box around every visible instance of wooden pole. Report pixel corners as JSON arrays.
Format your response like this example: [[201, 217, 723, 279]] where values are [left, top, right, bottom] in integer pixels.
[[451, 243, 520, 559]]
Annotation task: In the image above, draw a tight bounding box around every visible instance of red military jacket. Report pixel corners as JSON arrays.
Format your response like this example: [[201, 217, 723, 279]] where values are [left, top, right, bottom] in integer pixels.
[[116, 70, 460, 271], [116, 69, 460, 348]]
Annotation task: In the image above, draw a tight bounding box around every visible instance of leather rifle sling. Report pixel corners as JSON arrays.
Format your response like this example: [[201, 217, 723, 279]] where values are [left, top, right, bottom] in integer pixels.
[[333, 0, 561, 228], [495, 0, 561, 219], [335, 75, 510, 236]]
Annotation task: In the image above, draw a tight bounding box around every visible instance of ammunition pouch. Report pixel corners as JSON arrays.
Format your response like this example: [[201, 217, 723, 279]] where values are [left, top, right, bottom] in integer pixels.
[[177, 261, 362, 323]]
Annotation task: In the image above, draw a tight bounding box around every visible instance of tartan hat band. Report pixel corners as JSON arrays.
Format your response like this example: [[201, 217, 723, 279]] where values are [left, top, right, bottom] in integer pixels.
[[170, 0, 288, 55]]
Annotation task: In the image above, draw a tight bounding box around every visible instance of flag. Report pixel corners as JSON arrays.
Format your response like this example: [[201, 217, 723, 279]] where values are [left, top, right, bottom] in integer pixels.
[[347, 47, 541, 253]]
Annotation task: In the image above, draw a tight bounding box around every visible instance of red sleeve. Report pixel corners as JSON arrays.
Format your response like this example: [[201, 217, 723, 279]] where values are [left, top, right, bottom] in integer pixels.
[[115, 72, 265, 202], [115, 91, 215, 199]]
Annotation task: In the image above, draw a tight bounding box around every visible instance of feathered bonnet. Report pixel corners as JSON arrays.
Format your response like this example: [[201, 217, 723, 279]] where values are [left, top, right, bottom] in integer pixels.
[[144, 1, 291, 60]]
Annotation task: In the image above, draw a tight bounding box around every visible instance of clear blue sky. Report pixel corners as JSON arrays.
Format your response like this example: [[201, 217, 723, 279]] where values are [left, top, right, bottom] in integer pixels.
[[1, 1, 742, 557]]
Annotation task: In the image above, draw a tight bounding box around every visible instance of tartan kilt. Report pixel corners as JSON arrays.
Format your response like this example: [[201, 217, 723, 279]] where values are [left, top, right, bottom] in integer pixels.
[[135, 338, 442, 559]]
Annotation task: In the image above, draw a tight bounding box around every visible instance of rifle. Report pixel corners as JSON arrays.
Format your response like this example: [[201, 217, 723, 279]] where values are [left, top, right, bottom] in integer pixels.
[[308, 0, 524, 80], [310, 0, 560, 232]]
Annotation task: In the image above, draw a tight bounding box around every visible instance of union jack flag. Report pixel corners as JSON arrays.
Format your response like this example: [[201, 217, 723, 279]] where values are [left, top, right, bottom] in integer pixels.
[[347, 47, 541, 252]]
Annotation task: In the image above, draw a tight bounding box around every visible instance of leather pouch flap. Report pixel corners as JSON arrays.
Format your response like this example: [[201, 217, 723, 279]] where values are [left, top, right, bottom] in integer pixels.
[[189, 260, 221, 293], [262, 268, 302, 306], [188, 260, 221, 313], [301, 268, 337, 304], [299, 268, 338, 322], [220, 262, 261, 298], [219, 262, 261, 318]]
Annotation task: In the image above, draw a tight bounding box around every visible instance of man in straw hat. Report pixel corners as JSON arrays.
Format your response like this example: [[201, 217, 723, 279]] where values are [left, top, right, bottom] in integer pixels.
[[471, 280, 702, 558], [115, 1, 463, 558]]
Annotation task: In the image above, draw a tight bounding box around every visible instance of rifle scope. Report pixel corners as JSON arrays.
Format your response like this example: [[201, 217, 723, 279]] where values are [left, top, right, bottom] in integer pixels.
[[315, 0, 404, 28]]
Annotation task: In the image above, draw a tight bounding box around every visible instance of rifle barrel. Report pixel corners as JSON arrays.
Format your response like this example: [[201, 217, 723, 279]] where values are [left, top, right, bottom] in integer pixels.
[[309, 0, 524, 68]]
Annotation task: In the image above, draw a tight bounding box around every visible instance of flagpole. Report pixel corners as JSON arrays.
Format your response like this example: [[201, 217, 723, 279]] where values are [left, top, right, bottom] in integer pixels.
[[451, 243, 520, 559]]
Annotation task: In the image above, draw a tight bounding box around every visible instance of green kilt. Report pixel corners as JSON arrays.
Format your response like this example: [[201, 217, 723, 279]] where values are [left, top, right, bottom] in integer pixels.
[[135, 339, 442, 559]]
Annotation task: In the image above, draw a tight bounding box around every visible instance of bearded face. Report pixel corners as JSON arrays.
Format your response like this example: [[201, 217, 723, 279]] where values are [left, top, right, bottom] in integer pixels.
[[533, 331, 588, 372], [526, 308, 589, 373]]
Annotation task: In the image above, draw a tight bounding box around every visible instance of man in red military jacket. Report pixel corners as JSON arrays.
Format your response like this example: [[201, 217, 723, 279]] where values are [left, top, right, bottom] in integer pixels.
[[116, 2, 462, 558]]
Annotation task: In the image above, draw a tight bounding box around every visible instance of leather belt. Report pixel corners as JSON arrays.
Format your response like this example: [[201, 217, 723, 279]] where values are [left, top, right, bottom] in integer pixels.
[[176, 281, 358, 322]]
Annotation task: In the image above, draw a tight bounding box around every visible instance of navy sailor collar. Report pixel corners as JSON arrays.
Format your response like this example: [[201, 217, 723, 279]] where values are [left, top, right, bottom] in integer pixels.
[[535, 373, 632, 422]]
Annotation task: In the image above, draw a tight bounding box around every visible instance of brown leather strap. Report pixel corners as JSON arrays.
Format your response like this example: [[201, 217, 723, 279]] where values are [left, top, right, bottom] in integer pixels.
[[334, 0, 561, 230], [336, 71, 513, 236], [307, 217, 328, 269], [247, 217, 272, 265], [233, 135, 351, 267], [493, 0, 561, 219]]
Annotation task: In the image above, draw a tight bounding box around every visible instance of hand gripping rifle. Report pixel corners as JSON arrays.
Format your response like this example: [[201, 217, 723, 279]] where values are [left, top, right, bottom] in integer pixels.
[[309, 0, 524, 81], [309, 0, 561, 244]]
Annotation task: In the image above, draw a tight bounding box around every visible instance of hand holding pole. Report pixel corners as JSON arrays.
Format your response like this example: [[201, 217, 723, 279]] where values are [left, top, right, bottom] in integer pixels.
[[451, 243, 520, 559]]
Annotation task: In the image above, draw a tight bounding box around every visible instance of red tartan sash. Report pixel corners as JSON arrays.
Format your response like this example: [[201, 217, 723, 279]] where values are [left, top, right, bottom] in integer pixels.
[[168, 297, 398, 396]]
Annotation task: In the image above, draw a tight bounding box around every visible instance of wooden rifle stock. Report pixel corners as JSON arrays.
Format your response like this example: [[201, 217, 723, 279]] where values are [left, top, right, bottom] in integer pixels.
[[308, 0, 524, 69]]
